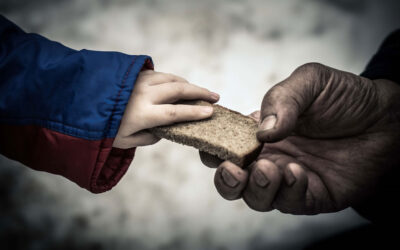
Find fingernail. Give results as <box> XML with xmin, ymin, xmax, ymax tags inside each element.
<box><xmin>260</xmin><ymin>115</ymin><xmax>276</xmax><ymax>131</ymax></box>
<box><xmin>210</xmin><ymin>92</ymin><xmax>220</xmax><ymax>101</ymax></box>
<box><xmin>254</xmin><ymin>169</ymin><xmax>270</xmax><ymax>187</ymax></box>
<box><xmin>285</xmin><ymin>164</ymin><xmax>297</xmax><ymax>186</ymax></box>
<box><xmin>221</xmin><ymin>168</ymin><xmax>239</xmax><ymax>188</ymax></box>
<box><xmin>201</xmin><ymin>106</ymin><xmax>213</xmax><ymax>115</ymax></box>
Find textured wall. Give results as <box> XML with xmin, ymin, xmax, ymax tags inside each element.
<box><xmin>1</xmin><ymin>0</ymin><xmax>399</xmax><ymax>249</ymax></box>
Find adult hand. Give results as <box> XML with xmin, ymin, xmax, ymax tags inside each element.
<box><xmin>205</xmin><ymin>63</ymin><xmax>400</xmax><ymax>215</ymax></box>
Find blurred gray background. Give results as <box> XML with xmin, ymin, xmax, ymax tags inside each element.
<box><xmin>1</xmin><ymin>0</ymin><xmax>400</xmax><ymax>249</ymax></box>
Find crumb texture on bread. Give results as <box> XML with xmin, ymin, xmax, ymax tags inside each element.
<box><xmin>150</xmin><ymin>101</ymin><xmax>261</xmax><ymax>167</ymax></box>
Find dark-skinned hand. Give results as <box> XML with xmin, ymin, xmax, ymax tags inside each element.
<box><xmin>201</xmin><ymin>63</ymin><xmax>400</xmax><ymax>215</ymax></box>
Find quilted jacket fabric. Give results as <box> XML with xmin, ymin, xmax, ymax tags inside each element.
<box><xmin>0</xmin><ymin>15</ymin><xmax>153</xmax><ymax>193</ymax></box>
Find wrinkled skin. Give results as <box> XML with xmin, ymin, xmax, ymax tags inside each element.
<box><xmin>201</xmin><ymin>63</ymin><xmax>400</xmax><ymax>215</ymax></box>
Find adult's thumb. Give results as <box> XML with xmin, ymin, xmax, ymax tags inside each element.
<box><xmin>257</xmin><ymin>63</ymin><xmax>327</xmax><ymax>142</ymax></box>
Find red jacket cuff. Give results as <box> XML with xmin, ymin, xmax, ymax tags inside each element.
<box><xmin>90</xmin><ymin>142</ymin><xmax>136</xmax><ymax>193</ymax></box>
<box><xmin>0</xmin><ymin>124</ymin><xmax>135</xmax><ymax>193</ymax></box>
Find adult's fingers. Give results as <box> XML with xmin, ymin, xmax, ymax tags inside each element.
<box><xmin>150</xmin><ymin>104</ymin><xmax>214</xmax><ymax>127</ymax></box>
<box><xmin>242</xmin><ymin>159</ymin><xmax>282</xmax><ymax>212</ymax></box>
<box><xmin>214</xmin><ymin>161</ymin><xmax>248</xmax><ymax>200</ymax></box>
<box><xmin>272</xmin><ymin>162</ymin><xmax>309</xmax><ymax>215</ymax></box>
<box><xmin>258</xmin><ymin>152</ymin><xmax>311</xmax><ymax>214</ymax></box>
<box><xmin>151</xmin><ymin>81</ymin><xmax>219</xmax><ymax>104</ymax></box>
<box><xmin>199</xmin><ymin>151</ymin><xmax>224</xmax><ymax>168</ymax></box>
<box><xmin>248</xmin><ymin>110</ymin><xmax>261</xmax><ymax>122</ymax></box>
<box><xmin>257</xmin><ymin>63</ymin><xmax>329</xmax><ymax>142</ymax></box>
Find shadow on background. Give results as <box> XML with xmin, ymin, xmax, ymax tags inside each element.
<box><xmin>305</xmin><ymin>224</ymin><xmax>398</xmax><ymax>250</ymax></box>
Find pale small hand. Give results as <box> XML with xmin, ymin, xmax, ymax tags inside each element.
<box><xmin>113</xmin><ymin>70</ymin><xmax>219</xmax><ymax>149</ymax></box>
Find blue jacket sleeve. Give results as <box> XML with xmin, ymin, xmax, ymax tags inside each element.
<box><xmin>0</xmin><ymin>15</ymin><xmax>154</xmax><ymax>193</ymax></box>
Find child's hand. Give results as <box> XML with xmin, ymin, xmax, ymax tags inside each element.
<box><xmin>113</xmin><ymin>70</ymin><xmax>220</xmax><ymax>149</ymax></box>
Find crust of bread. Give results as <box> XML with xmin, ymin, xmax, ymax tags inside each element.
<box><xmin>149</xmin><ymin>101</ymin><xmax>262</xmax><ymax>167</ymax></box>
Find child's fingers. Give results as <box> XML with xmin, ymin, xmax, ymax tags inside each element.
<box><xmin>139</xmin><ymin>71</ymin><xmax>189</xmax><ymax>85</ymax></box>
<box><xmin>151</xmin><ymin>81</ymin><xmax>219</xmax><ymax>104</ymax></box>
<box><xmin>150</xmin><ymin>104</ymin><xmax>214</xmax><ymax>127</ymax></box>
<box><xmin>113</xmin><ymin>131</ymin><xmax>160</xmax><ymax>149</ymax></box>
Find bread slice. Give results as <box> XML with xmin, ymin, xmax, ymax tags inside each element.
<box><xmin>149</xmin><ymin>101</ymin><xmax>262</xmax><ymax>167</ymax></box>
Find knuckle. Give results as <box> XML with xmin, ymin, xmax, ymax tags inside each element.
<box><xmin>165</xmin><ymin>106</ymin><xmax>178</xmax><ymax>119</ymax></box>
<box><xmin>297</xmin><ymin>62</ymin><xmax>323</xmax><ymax>71</ymax></box>
<box><xmin>164</xmin><ymin>73</ymin><xmax>177</xmax><ymax>81</ymax></box>
<box><xmin>295</xmin><ymin>62</ymin><xmax>327</xmax><ymax>78</ymax></box>
<box><xmin>174</xmin><ymin>82</ymin><xmax>186</xmax><ymax>95</ymax></box>
<box><xmin>254</xmin><ymin>160</ymin><xmax>273</xmax><ymax>174</ymax></box>
<box><xmin>262</xmin><ymin>84</ymin><xmax>286</xmax><ymax>107</ymax></box>
<box><xmin>134</xmin><ymin>77</ymin><xmax>151</xmax><ymax>90</ymax></box>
